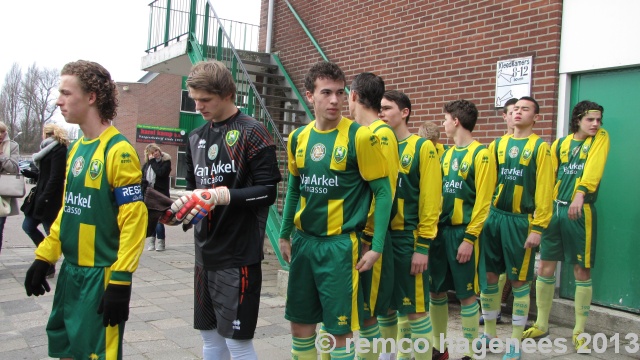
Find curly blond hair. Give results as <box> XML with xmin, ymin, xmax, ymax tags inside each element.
<box><xmin>43</xmin><ymin>123</ymin><xmax>70</xmax><ymax>146</ymax></box>
<box><xmin>418</xmin><ymin>121</ymin><xmax>441</xmax><ymax>143</ymax></box>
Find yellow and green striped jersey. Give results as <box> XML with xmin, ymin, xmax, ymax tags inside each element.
<box><xmin>363</xmin><ymin>119</ymin><xmax>398</xmax><ymax>238</ymax></box>
<box><xmin>35</xmin><ymin>126</ymin><xmax>147</xmax><ymax>285</ymax></box>
<box><xmin>551</xmin><ymin>128</ymin><xmax>610</xmax><ymax>203</ymax></box>
<box><xmin>490</xmin><ymin>133</ymin><xmax>553</xmax><ymax>233</ymax></box>
<box><xmin>435</xmin><ymin>142</ymin><xmax>448</xmax><ymax>159</ymax></box>
<box><xmin>391</xmin><ymin>135</ymin><xmax>442</xmax><ymax>251</ymax></box>
<box><xmin>287</xmin><ymin>117</ymin><xmax>389</xmax><ymax>238</ymax></box>
<box><xmin>440</xmin><ymin>141</ymin><xmax>496</xmax><ymax>243</ymax></box>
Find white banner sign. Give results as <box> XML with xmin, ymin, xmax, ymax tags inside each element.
<box><xmin>495</xmin><ymin>56</ymin><xmax>533</xmax><ymax>107</ymax></box>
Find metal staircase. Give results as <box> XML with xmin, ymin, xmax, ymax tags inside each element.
<box><xmin>143</xmin><ymin>0</ymin><xmax>311</xmax><ymax>270</ymax></box>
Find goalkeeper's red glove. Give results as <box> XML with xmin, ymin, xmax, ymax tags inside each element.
<box><xmin>160</xmin><ymin>187</ymin><xmax>230</xmax><ymax>225</ymax></box>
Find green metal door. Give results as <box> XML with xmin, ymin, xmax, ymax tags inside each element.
<box><xmin>560</xmin><ymin>67</ymin><xmax>640</xmax><ymax>313</ymax></box>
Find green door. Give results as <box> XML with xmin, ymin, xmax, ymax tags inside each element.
<box><xmin>560</xmin><ymin>67</ymin><xmax>640</xmax><ymax>313</ymax></box>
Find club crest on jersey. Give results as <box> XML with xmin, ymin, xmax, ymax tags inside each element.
<box><xmin>522</xmin><ymin>148</ymin><xmax>532</xmax><ymax>160</ymax></box>
<box><xmin>198</xmin><ymin>139</ymin><xmax>207</xmax><ymax>149</ymax></box>
<box><xmin>581</xmin><ymin>144</ymin><xmax>590</xmax><ymax>154</ymax></box>
<box><xmin>451</xmin><ymin>158</ymin><xmax>459</xmax><ymax>171</ymax></box>
<box><xmin>460</xmin><ymin>161</ymin><xmax>469</xmax><ymax>173</ymax></box>
<box><xmin>333</xmin><ymin>146</ymin><xmax>347</xmax><ymax>163</ymax></box>
<box><xmin>88</xmin><ymin>159</ymin><xmax>104</xmax><ymax>180</ymax></box>
<box><xmin>310</xmin><ymin>143</ymin><xmax>326</xmax><ymax>162</ymax></box>
<box><xmin>208</xmin><ymin>144</ymin><xmax>219</xmax><ymax>160</ymax></box>
<box><xmin>226</xmin><ymin>130</ymin><xmax>240</xmax><ymax>146</ymax></box>
<box><xmin>401</xmin><ymin>154</ymin><xmax>413</xmax><ymax>169</ymax></box>
<box><xmin>509</xmin><ymin>146</ymin><xmax>519</xmax><ymax>158</ymax></box>
<box><xmin>72</xmin><ymin>156</ymin><xmax>85</xmax><ymax>177</ymax></box>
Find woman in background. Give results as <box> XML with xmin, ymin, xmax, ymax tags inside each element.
<box><xmin>0</xmin><ymin>121</ymin><xmax>21</xmax><ymax>254</ymax></box>
<box><xmin>142</xmin><ymin>143</ymin><xmax>171</xmax><ymax>251</ymax></box>
<box><xmin>21</xmin><ymin>124</ymin><xmax>69</xmax><ymax>277</ymax></box>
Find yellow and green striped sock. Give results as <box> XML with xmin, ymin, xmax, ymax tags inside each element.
<box><xmin>410</xmin><ymin>315</ymin><xmax>433</xmax><ymax>360</ymax></box>
<box><xmin>357</xmin><ymin>323</ymin><xmax>381</xmax><ymax>360</ymax></box>
<box><xmin>534</xmin><ymin>275</ymin><xmax>555</xmax><ymax>332</ymax></box>
<box><xmin>332</xmin><ymin>346</ymin><xmax>356</xmax><ymax>360</ymax></box>
<box><xmin>574</xmin><ymin>279</ymin><xmax>592</xmax><ymax>335</ymax></box>
<box><xmin>511</xmin><ymin>283</ymin><xmax>531</xmax><ymax>340</ymax></box>
<box><xmin>292</xmin><ymin>334</ymin><xmax>317</xmax><ymax>360</ymax></box>
<box><xmin>461</xmin><ymin>302</ymin><xmax>480</xmax><ymax>358</ymax></box>
<box><xmin>480</xmin><ymin>283</ymin><xmax>500</xmax><ymax>337</ymax></box>
<box><xmin>378</xmin><ymin>312</ymin><xmax>398</xmax><ymax>354</ymax></box>
<box><xmin>429</xmin><ymin>297</ymin><xmax>448</xmax><ymax>351</ymax></box>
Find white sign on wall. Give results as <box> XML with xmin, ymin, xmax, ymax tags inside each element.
<box><xmin>495</xmin><ymin>56</ymin><xmax>533</xmax><ymax>107</ymax></box>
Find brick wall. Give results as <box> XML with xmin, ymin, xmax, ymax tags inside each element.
<box><xmin>259</xmin><ymin>0</ymin><xmax>562</xmax><ymax>145</ymax></box>
<box><xmin>114</xmin><ymin>73</ymin><xmax>183</xmax><ymax>180</ymax></box>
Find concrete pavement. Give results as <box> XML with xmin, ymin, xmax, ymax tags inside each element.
<box><xmin>1</xmin><ymin>209</ymin><xmax>639</xmax><ymax>359</ymax></box>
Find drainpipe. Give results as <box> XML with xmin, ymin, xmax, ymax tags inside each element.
<box><xmin>265</xmin><ymin>0</ymin><xmax>274</xmax><ymax>53</ymax></box>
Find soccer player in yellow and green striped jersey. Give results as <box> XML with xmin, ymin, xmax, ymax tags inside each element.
<box><xmin>24</xmin><ymin>60</ymin><xmax>147</xmax><ymax>360</ymax></box>
<box><xmin>522</xmin><ymin>101</ymin><xmax>610</xmax><ymax>352</ymax></box>
<box><xmin>480</xmin><ymin>96</ymin><xmax>554</xmax><ymax>360</ymax></box>
<box><xmin>430</xmin><ymin>100</ymin><xmax>496</xmax><ymax>360</ymax></box>
<box><xmin>479</xmin><ymin>97</ymin><xmax>517</xmax><ymax>327</ymax></box>
<box><xmin>380</xmin><ymin>90</ymin><xmax>442</xmax><ymax>360</ymax></box>
<box><xmin>347</xmin><ymin>73</ymin><xmax>397</xmax><ymax>360</ymax></box>
<box><xmin>278</xmin><ymin>62</ymin><xmax>393</xmax><ymax>360</ymax></box>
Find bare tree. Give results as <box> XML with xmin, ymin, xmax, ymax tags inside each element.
<box><xmin>19</xmin><ymin>64</ymin><xmax>59</xmax><ymax>152</ymax></box>
<box><xmin>0</xmin><ymin>63</ymin><xmax>23</xmax><ymax>137</ymax></box>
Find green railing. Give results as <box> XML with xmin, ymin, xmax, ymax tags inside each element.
<box><xmin>146</xmin><ymin>0</ymin><xmax>260</xmax><ymax>54</ymax></box>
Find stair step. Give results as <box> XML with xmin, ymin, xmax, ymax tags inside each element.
<box><xmin>260</xmin><ymin>94</ymin><xmax>299</xmax><ymax>104</ymax></box>
<box><xmin>247</xmin><ymin>70</ymin><xmax>285</xmax><ymax>80</ymax></box>
<box><xmin>242</xmin><ymin>59</ymin><xmax>278</xmax><ymax>70</ymax></box>
<box><xmin>266</xmin><ymin>106</ymin><xmax>308</xmax><ymax>116</ymax></box>
<box><xmin>253</xmin><ymin>82</ymin><xmax>292</xmax><ymax>91</ymax></box>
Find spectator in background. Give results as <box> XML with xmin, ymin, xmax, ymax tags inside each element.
<box><xmin>418</xmin><ymin>121</ymin><xmax>448</xmax><ymax>158</ymax></box>
<box><xmin>0</xmin><ymin>121</ymin><xmax>20</xmax><ymax>254</ymax></box>
<box><xmin>142</xmin><ymin>143</ymin><xmax>171</xmax><ymax>251</ymax></box>
<box><xmin>21</xmin><ymin>123</ymin><xmax>69</xmax><ymax>277</ymax></box>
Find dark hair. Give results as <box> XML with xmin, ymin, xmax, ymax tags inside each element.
<box><xmin>518</xmin><ymin>96</ymin><xmax>540</xmax><ymax>114</ymax></box>
<box><xmin>383</xmin><ymin>90</ymin><xmax>412</xmax><ymax>123</ymax></box>
<box><xmin>502</xmin><ymin>98</ymin><xmax>518</xmax><ymax>113</ymax></box>
<box><xmin>350</xmin><ymin>72</ymin><xmax>385</xmax><ymax>112</ymax></box>
<box><xmin>570</xmin><ymin>100</ymin><xmax>604</xmax><ymax>133</ymax></box>
<box><xmin>61</xmin><ymin>60</ymin><xmax>118</xmax><ymax>122</ymax></box>
<box><xmin>186</xmin><ymin>60</ymin><xmax>236</xmax><ymax>101</ymax></box>
<box><xmin>443</xmin><ymin>99</ymin><xmax>478</xmax><ymax>132</ymax></box>
<box><xmin>304</xmin><ymin>61</ymin><xmax>346</xmax><ymax>92</ymax></box>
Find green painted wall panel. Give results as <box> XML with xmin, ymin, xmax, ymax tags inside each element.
<box><xmin>561</xmin><ymin>67</ymin><xmax>640</xmax><ymax>313</ymax></box>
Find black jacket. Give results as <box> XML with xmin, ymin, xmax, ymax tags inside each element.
<box><xmin>27</xmin><ymin>143</ymin><xmax>67</xmax><ymax>222</ymax></box>
<box><xmin>142</xmin><ymin>152</ymin><xmax>171</xmax><ymax>197</ymax></box>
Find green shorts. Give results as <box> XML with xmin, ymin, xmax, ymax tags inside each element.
<box><xmin>429</xmin><ymin>225</ymin><xmax>480</xmax><ymax>300</ymax></box>
<box><xmin>390</xmin><ymin>230</ymin><xmax>429</xmax><ymax>314</ymax></box>
<box><xmin>541</xmin><ymin>201</ymin><xmax>597</xmax><ymax>268</ymax></box>
<box><xmin>47</xmin><ymin>260</ymin><xmax>125</xmax><ymax>360</ymax></box>
<box><xmin>482</xmin><ymin>207</ymin><xmax>536</xmax><ymax>282</ymax></box>
<box><xmin>360</xmin><ymin>230</ymin><xmax>394</xmax><ymax>318</ymax></box>
<box><xmin>285</xmin><ymin>231</ymin><xmax>363</xmax><ymax>335</ymax></box>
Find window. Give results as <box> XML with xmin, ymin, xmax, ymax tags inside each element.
<box><xmin>181</xmin><ymin>90</ymin><xmax>196</xmax><ymax>113</ymax></box>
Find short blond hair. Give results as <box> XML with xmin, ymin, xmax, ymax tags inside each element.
<box><xmin>145</xmin><ymin>143</ymin><xmax>162</xmax><ymax>156</ymax></box>
<box><xmin>418</xmin><ymin>121</ymin><xmax>441</xmax><ymax>143</ymax></box>
<box><xmin>0</xmin><ymin>121</ymin><xmax>7</xmax><ymax>133</ymax></box>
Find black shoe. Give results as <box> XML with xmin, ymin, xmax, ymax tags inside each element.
<box><xmin>46</xmin><ymin>265</ymin><xmax>55</xmax><ymax>279</ymax></box>
<box><xmin>433</xmin><ymin>347</ymin><xmax>450</xmax><ymax>360</ymax></box>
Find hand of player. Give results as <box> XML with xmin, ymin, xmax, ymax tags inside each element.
<box><xmin>160</xmin><ymin>187</ymin><xmax>230</xmax><ymax>225</ymax></box>
<box><xmin>411</xmin><ymin>252</ymin><xmax>429</xmax><ymax>276</ymax></box>
<box><xmin>360</xmin><ymin>242</ymin><xmax>371</xmax><ymax>258</ymax></box>
<box><xmin>24</xmin><ymin>259</ymin><xmax>51</xmax><ymax>296</ymax></box>
<box><xmin>456</xmin><ymin>241</ymin><xmax>473</xmax><ymax>263</ymax></box>
<box><xmin>97</xmin><ymin>284</ymin><xmax>132</xmax><ymax>327</ymax></box>
<box><xmin>524</xmin><ymin>232</ymin><xmax>541</xmax><ymax>248</ymax></box>
<box><xmin>279</xmin><ymin>238</ymin><xmax>291</xmax><ymax>263</ymax></box>
<box><xmin>356</xmin><ymin>250</ymin><xmax>381</xmax><ymax>272</ymax></box>
<box><xmin>568</xmin><ymin>192</ymin><xmax>584</xmax><ymax>220</ymax></box>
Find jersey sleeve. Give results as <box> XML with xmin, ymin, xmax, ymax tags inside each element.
<box><xmin>106</xmin><ymin>141</ymin><xmax>148</xmax><ymax>285</ymax></box>
<box><xmin>415</xmin><ymin>140</ymin><xmax>442</xmax><ymax>254</ymax></box>
<box><xmin>550</xmin><ymin>138</ymin><xmax>560</xmax><ymax>178</ymax></box>
<box><xmin>464</xmin><ymin>148</ymin><xmax>496</xmax><ymax>243</ymax></box>
<box><xmin>576</xmin><ymin>129</ymin><xmax>610</xmax><ymax>196</ymax></box>
<box><xmin>531</xmin><ymin>141</ymin><xmax>554</xmax><ymax>233</ymax></box>
<box><xmin>355</xmin><ymin>127</ymin><xmax>389</xmax><ymax>181</ymax></box>
<box><xmin>246</xmin><ymin>121</ymin><xmax>276</xmax><ymax>160</ymax></box>
<box><xmin>363</xmin><ymin>126</ymin><xmax>398</xmax><ymax>238</ymax></box>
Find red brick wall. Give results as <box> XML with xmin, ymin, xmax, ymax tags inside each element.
<box><xmin>114</xmin><ymin>73</ymin><xmax>183</xmax><ymax>181</ymax></box>
<box><xmin>260</xmin><ymin>0</ymin><xmax>562</xmax><ymax>145</ymax></box>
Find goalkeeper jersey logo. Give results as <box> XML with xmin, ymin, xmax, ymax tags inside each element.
<box><xmin>226</xmin><ymin>130</ymin><xmax>240</xmax><ymax>146</ymax></box>
<box><xmin>208</xmin><ymin>144</ymin><xmax>219</xmax><ymax>160</ymax></box>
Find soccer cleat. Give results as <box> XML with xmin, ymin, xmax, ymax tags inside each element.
<box><xmin>573</xmin><ymin>333</ymin><xmax>590</xmax><ymax>353</ymax></box>
<box><xmin>479</xmin><ymin>312</ymin><xmax>502</xmax><ymax>325</ymax></box>
<box><xmin>502</xmin><ymin>344</ymin><xmax>521</xmax><ymax>360</ymax></box>
<box><xmin>155</xmin><ymin>238</ymin><xmax>165</xmax><ymax>251</ymax></box>
<box><xmin>146</xmin><ymin>236</ymin><xmax>156</xmax><ymax>251</ymax></box>
<box><xmin>458</xmin><ymin>357</ymin><xmax>472</xmax><ymax>360</ymax></box>
<box><xmin>474</xmin><ymin>333</ymin><xmax>495</xmax><ymax>352</ymax></box>
<box><xmin>521</xmin><ymin>324</ymin><xmax>549</xmax><ymax>339</ymax></box>
<box><xmin>433</xmin><ymin>347</ymin><xmax>449</xmax><ymax>360</ymax></box>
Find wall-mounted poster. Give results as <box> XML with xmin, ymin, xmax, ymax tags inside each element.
<box><xmin>495</xmin><ymin>56</ymin><xmax>533</xmax><ymax>107</ymax></box>
<box><xmin>136</xmin><ymin>125</ymin><xmax>187</xmax><ymax>146</ymax></box>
